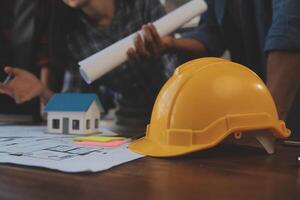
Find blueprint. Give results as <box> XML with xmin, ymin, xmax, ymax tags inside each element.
<box><xmin>0</xmin><ymin>126</ymin><xmax>144</xmax><ymax>173</ymax></box>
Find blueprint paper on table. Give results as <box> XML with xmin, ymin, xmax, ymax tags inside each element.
<box><xmin>0</xmin><ymin>126</ymin><xmax>144</xmax><ymax>173</ymax></box>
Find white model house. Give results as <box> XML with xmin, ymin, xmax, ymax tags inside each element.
<box><xmin>44</xmin><ymin>93</ymin><xmax>103</xmax><ymax>135</ymax></box>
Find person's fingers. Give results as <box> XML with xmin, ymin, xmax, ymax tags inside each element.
<box><xmin>147</xmin><ymin>23</ymin><xmax>163</xmax><ymax>57</ymax></box>
<box><xmin>17</xmin><ymin>95</ymin><xmax>29</xmax><ymax>104</ymax></box>
<box><xmin>3</xmin><ymin>66</ymin><xmax>14</xmax><ymax>75</ymax></box>
<box><xmin>134</xmin><ymin>33</ymin><xmax>150</xmax><ymax>59</ymax></box>
<box><xmin>13</xmin><ymin>91</ymin><xmax>27</xmax><ymax>104</ymax></box>
<box><xmin>0</xmin><ymin>85</ymin><xmax>13</xmax><ymax>97</ymax></box>
<box><xmin>0</xmin><ymin>87</ymin><xmax>8</xmax><ymax>95</ymax></box>
<box><xmin>143</xmin><ymin>25</ymin><xmax>156</xmax><ymax>56</ymax></box>
<box><xmin>127</xmin><ymin>47</ymin><xmax>140</xmax><ymax>62</ymax></box>
<box><xmin>4</xmin><ymin>66</ymin><xmax>21</xmax><ymax>76</ymax></box>
<box><xmin>148</xmin><ymin>23</ymin><xmax>161</xmax><ymax>46</ymax></box>
<box><xmin>15</xmin><ymin>95</ymin><xmax>24</xmax><ymax>104</ymax></box>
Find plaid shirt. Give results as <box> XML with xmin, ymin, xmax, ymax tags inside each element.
<box><xmin>64</xmin><ymin>0</ymin><xmax>177</xmax><ymax>125</ymax></box>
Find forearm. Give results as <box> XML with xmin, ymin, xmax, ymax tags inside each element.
<box><xmin>164</xmin><ymin>37</ymin><xmax>207</xmax><ymax>58</ymax></box>
<box><xmin>40</xmin><ymin>66</ymin><xmax>54</xmax><ymax>105</ymax></box>
<box><xmin>40</xmin><ymin>86</ymin><xmax>54</xmax><ymax>105</ymax></box>
<box><xmin>267</xmin><ymin>51</ymin><xmax>300</xmax><ymax>120</ymax></box>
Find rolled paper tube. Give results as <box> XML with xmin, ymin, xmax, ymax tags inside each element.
<box><xmin>79</xmin><ymin>0</ymin><xmax>207</xmax><ymax>84</ymax></box>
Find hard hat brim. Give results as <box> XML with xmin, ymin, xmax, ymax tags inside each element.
<box><xmin>129</xmin><ymin>117</ymin><xmax>291</xmax><ymax>157</ymax></box>
<box><xmin>129</xmin><ymin>137</ymin><xmax>211</xmax><ymax>157</ymax></box>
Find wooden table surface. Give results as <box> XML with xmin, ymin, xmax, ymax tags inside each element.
<box><xmin>0</xmin><ymin>142</ymin><xmax>299</xmax><ymax>200</ymax></box>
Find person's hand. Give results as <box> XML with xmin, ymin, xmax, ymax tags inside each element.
<box><xmin>127</xmin><ymin>23</ymin><xmax>175</xmax><ymax>62</ymax></box>
<box><xmin>0</xmin><ymin>66</ymin><xmax>44</xmax><ymax>104</ymax></box>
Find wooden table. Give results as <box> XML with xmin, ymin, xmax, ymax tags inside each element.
<box><xmin>0</xmin><ymin>142</ymin><xmax>299</xmax><ymax>200</ymax></box>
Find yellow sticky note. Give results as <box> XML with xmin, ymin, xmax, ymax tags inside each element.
<box><xmin>73</xmin><ymin>136</ymin><xmax>125</xmax><ymax>142</ymax></box>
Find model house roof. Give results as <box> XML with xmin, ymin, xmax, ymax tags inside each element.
<box><xmin>44</xmin><ymin>93</ymin><xmax>103</xmax><ymax>112</ymax></box>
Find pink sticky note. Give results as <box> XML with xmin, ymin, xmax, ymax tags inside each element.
<box><xmin>76</xmin><ymin>140</ymin><xmax>127</xmax><ymax>147</ymax></box>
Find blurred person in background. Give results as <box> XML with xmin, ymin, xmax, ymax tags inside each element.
<box><xmin>0</xmin><ymin>0</ymin><xmax>177</xmax><ymax>134</ymax></box>
<box><xmin>164</xmin><ymin>0</ymin><xmax>300</xmax><ymax>136</ymax></box>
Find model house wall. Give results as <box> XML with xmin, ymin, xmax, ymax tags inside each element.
<box><xmin>83</xmin><ymin>101</ymin><xmax>101</xmax><ymax>134</ymax></box>
<box><xmin>47</xmin><ymin>112</ymin><xmax>85</xmax><ymax>135</ymax></box>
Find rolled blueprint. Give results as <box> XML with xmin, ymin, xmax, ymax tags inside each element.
<box><xmin>79</xmin><ymin>0</ymin><xmax>207</xmax><ymax>84</ymax></box>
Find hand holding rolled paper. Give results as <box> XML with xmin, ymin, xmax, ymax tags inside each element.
<box><xmin>79</xmin><ymin>0</ymin><xmax>207</xmax><ymax>84</ymax></box>
<box><xmin>127</xmin><ymin>23</ymin><xmax>174</xmax><ymax>62</ymax></box>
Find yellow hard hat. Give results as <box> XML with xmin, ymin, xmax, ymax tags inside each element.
<box><xmin>129</xmin><ymin>58</ymin><xmax>291</xmax><ymax>157</ymax></box>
